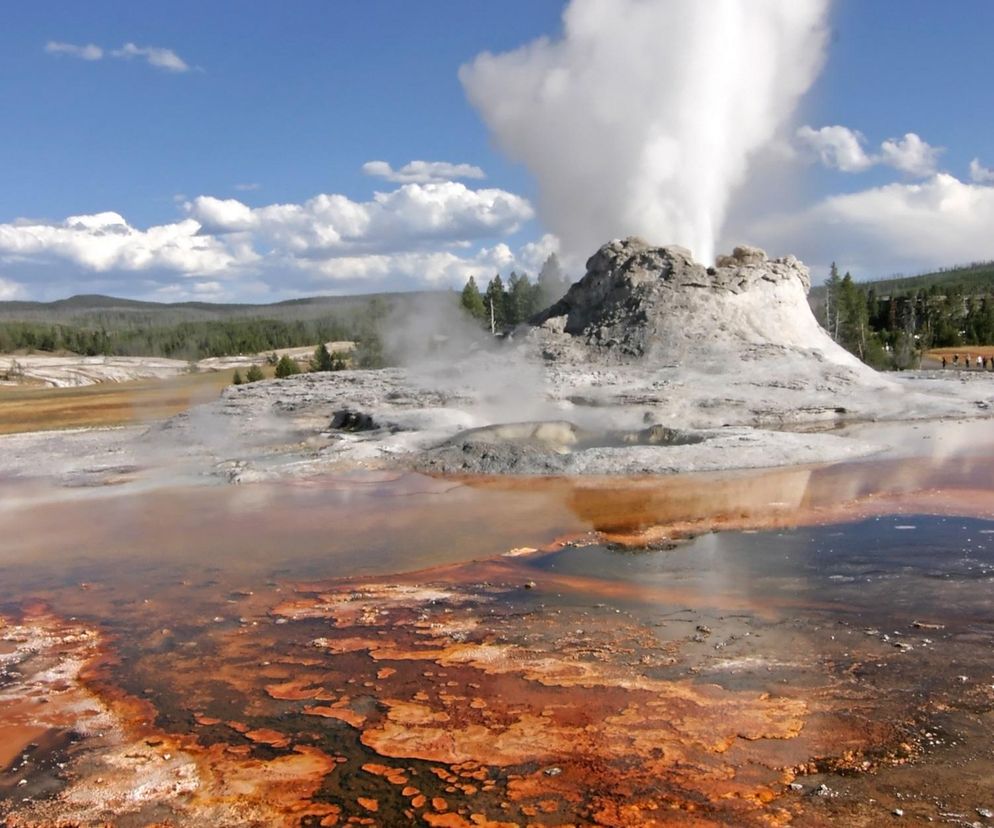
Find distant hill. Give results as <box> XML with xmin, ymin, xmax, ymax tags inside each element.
<box><xmin>0</xmin><ymin>290</ymin><xmax>448</xmax><ymax>327</ymax></box>
<box><xmin>810</xmin><ymin>261</ymin><xmax>994</xmax><ymax>301</ymax></box>
<box><xmin>0</xmin><ymin>290</ymin><xmax>455</xmax><ymax>362</ymax></box>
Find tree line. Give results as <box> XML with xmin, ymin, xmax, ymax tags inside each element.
<box><xmin>233</xmin><ymin>343</ymin><xmax>350</xmax><ymax>385</ymax></box>
<box><xmin>0</xmin><ymin>312</ymin><xmax>385</xmax><ymax>366</ymax></box>
<box><xmin>459</xmin><ymin>253</ymin><xmax>570</xmax><ymax>331</ymax></box>
<box><xmin>822</xmin><ymin>263</ymin><xmax>994</xmax><ymax>368</ymax></box>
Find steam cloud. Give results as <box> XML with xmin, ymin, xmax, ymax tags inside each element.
<box><xmin>460</xmin><ymin>0</ymin><xmax>830</xmax><ymax>264</ymax></box>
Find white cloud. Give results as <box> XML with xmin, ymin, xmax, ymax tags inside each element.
<box><xmin>0</xmin><ymin>277</ymin><xmax>24</xmax><ymax>300</ymax></box>
<box><xmin>969</xmin><ymin>158</ymin><xmax>994</xmax><ymax>185</ymax></box>
<box><xmin>748</xmin><ymin>173</ymin><xmax>994</xmax><ymax>277</ymax></box>
<box><xmin>0</xmin><ymin>211</ymin><xmax>243</xmax><ymax>275</ymax></box>
<box><xmin>187</xmin><ymin>198</ymin><xmax>258</xmax><ymax>234</ymax></box>
<box><xmin>45</xmin><ymin>41</ymin><xmax>103</xmax><ymax>61</ymax></box>
<box><xmin>516</xmin><ymin>233</ymin><xmax>563</xmax><ymax>274</ymax></box>
<box><xmin>185</xmin><ymin>182</ymin><xmax>532</xmax><ymax>254</ymax></box>
<box><xmin>879</xmin><ymin>133</ymin><xmax>942</xmax><ymax>177</ymax></box>
<box><xmin>44</xmin><ymin>40</ymin><xmax>190</xmax><ymax>72</ymax></box>
<box><xmin>362</xmin><ymin>160</ymin><xmax>487</xmax><ymax>184</ymax></box>
<box><xmin>797</xmin><ymin>125</ymin><xmax>941</xmax><ymax>178</ymax></box>
<box><xmin>305</xmin><ymin>246</ymin><xmax>515</xmax><ymax>288</ymax></box>
<box><xmin>0</xmin><ymin>181</ymin><xmax>538</xmax><ymax>300</ymax></box>
<box><xmin>233</xmin><ymin>182</ymin><xmax>260</xmax><ymax>191</ymax></box>
<box><xmin>111</xmin><ymin>42</ymin><xmax>189</xmax><ymax>72</ymax></box>
<box><xmin>795</xmin><ymin>125</ymin><xmax>873</xmax><ymax>172</ymax></box>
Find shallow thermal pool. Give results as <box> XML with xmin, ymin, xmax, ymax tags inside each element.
<box><xmin>3</xmin><ymin>421</ymin><xmax>994</xmax><ymax>825</ymax></box>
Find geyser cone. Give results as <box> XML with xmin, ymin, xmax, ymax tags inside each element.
<box><xmin>532</xmin><ymin>236</ymin><xmax>877</xmax><ymax>380</ymax></box>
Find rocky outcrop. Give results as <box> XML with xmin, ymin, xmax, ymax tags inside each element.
<box><xmin>531</xmin><ymin>237</ymin><xmax>868</xmax><ymax>376</ymax></box>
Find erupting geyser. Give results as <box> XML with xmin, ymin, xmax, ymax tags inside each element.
<box><xmin>461</xmin><ymin>0</ymin><xmax>831</xmax><ymax>263</ymax></box>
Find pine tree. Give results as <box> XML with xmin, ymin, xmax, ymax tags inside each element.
<box><xmin>509</xmin><ymin>272</ymin><xmax>539</xmax><ymax>324</ymax></box>
<box><xmin>484</xmin><ymin>274</ymin><xmax>507</xmax><ymax>333</ymax></box>
<box><xmin>275</xmin><ymin>354</ymin><xmax>301</xmax><ymax>378</ymax></box>
<box><xmin>310</xmin><ymin>342</ymin><xmax>335</xmax><ymax>372</ymax></box>
<box><xmin>460</xmin><ymin>276</ymin><xmax>486</xmax><ymax>319</ymax></box>
<box><xmin>824</xmin><ymin>262</ymin><xmax>842</xmax><ymax>340</ymax></box>
<box><xmin>232</xmin><ymin>369</ymin><xmax>244</xmax><ymax>385</ymax></box>
<box><xmin>538</xmin><ymin>253</ymin><xmax>568</xmax><ymax>306</ymax></box>
<box><xmin>245</xmin><ymin>364</ymin><xmax>264</xmax><ymax>382</ymax></box>
<box><xmin>838</xmin><ymin>272</ymin><xmax>870</xmax><ymax>359</ymax></box>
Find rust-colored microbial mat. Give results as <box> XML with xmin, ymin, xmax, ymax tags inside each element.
<box><xmin>5</xmin><ymin>422</ymin><xmax>994</xmax><ymax>824</ymax></box>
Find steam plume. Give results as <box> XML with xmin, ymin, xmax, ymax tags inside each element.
<box><xmin>460</xmin><ymin>0</ymin><xmax>830</xmax><ymax>264</ymax></box>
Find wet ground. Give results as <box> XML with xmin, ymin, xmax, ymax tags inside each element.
<box><xmin>4</xmin><ymin>420</ymin><xmax>994</xmax><ymax>825</ymax></box>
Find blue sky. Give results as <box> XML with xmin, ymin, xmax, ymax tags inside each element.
<box><xmin>803</xmin><ymin>0</ymin><xmax>994</xmax><ymax>191</ymax></box>
<box><xmin>1</xmin><ymin>1</ymin><xmax>993</xmax><ymax>301</ymax></box>
<box><xmin>0</xmin><ymin>2</ymin><xmax>561</xmax><ymax>225</ymax></box>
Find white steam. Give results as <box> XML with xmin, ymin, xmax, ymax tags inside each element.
<box><xmin>460</xmin><ymin>0</ymin><xmax>830</xmax><ymax>264</ymax></box>
<box><xmin>380</xmin><ymin>295</ymin><xmax>559</xmax><ymax>427</ymax></box>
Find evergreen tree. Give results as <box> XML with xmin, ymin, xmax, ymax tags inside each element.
<box><xmin>538</xmin><ymin>253</ymin><xmax>568</xmax><ymax>306</ymax></box>
<box><xmin>838</xmin><ymin>272</ymin><xmax>870</xmax><ymax>359</ymax></box>
<box><xmin>232</xmin><ymin>369</ymin><xmax>244</xmax><ymax>385</ymax></box>
<box><xmin>310</xmin><ymin>342</ymin><xmax>335</xmax><ymax>372</ymax></box>
<box><xmin>245</xmin><ymin>364</ymin><xmax>264</xmax><ymax>382</ymax></box>
<box><xmin>354</xmin><ymin>331</ymin><xmax>384</xmax><ymax>368</ymax></box>
<box><xmin>824</xmin><ymin>262</ymin><xmax>842</xmax><ymax>340</ymax></box>
<box><xmin>460</xmin><ymin>276</ymin><xmax>486</xmax><ymax>320</ymax></box>
<box><xmin>509</xmin><ymin>272</ymin><xmax>541</xmax><ymax>324</ymax></box>
<box><xmin>275</xmin><ymin>354</ymin><xmax>301</xmax><ymax>378</ymax></box>
<box><xmin>484</xmin><ymin>274</ymin><xmax>507</xmax><ymax>332</ymax></box>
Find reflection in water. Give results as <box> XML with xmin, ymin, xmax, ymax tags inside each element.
<box><xmin>3</xmin><ymin>423</ymin><xmax>994</xmax><ymax>824</ymax></box>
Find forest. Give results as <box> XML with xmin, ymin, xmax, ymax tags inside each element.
<box><xmin>0</xmin><ymin>294</ymin><xmax>403</xmax><ymax>366</ymax></box>
<box><xmin>458</xmin><ymin>253</ymin><xmax>570</xmax><ymax>329</ymax></box>
<box><xmin>818</xmin><ymin>262</ymin><xmax>994</xmax><ymax>368</ymax></box>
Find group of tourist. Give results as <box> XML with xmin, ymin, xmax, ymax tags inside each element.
<box><xmin>941</xmin><ymin>354</ymin><xmax>994</xmax><ymax>370</ymax></box>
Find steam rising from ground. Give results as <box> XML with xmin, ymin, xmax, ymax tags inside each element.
<box><xmin>461</xmin><ymin>0</ymin><xmax>830</xmax><ymax>264</ymax></box>
<box><xmin>381</xmin><ymin>295</ymin><xmax>559</xmax><ymax>426</ymax></box>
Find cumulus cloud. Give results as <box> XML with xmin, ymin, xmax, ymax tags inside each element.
<box><xmin>797</xmin><ymin>125</ymin><xmax>942</xmax><ymax>177</ymax></box>
<box><xmin>0</xmin><ymin>182</ymin><xmax>541</xmax><ymax>300</ymax></box>
<box><xmin>516</xmin><ymin>233</ymin><xmax>562</xmax><ymax>275</ymax></box>
<box><xmin>795</xmin><ymin>125</ymin><xmax>873</xmax><ymax>172</ymax></box>
<box><xmin>969</xmin><ymin>158</ymin><xmax>994</xmax><ymax>185</ymax></box>
<box><xmin>748</xmin><ymin>173</ymin><xmax>994</xmax><ymax>277</ymax></box>
<box><xmin>879</xmin><ymin>133</ymin><xmax>942</xmax><ymax>177</ymax></box>
<box><xmin>305</xmin><ymin>246</ymin><xmax>517</xmax><ymax>288</ymax></box>
<box><xmin>186</xmin><ymin>182</ymin><xmax>532</xmax><ymax>253</ymax></box>
<box><xmin>44</xmin><ymin>40</ymin><xmax>190</xmax><ymax>72</ymax></box>
<box><xmin>363</xmin><ymin>160</ymin><xmax>486</xmax><ymax>184</ymax></box>
<box><xmin>45</xmin><ymin>41</ymin><xmax>103</xmax><ymax>61</ymax></box>
<box><xmin>0</xmin><ymin>211</ymin><xmax>242</xmax><ymax>274</ymax></box>
<box><xmin>461</xmin><ymin>0</ymin><xmax>830</xmax><ymax>265</ymax></box>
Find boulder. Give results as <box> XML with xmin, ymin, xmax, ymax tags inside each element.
<box><xmin>330</xmin><ymin>408</ymin><xmax>377</xmax><ymax>432</ymax></box>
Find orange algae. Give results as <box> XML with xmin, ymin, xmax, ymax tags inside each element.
<box><xmin>6</xmin><ymin>448</ymin><xmax>994</xmax><ymax>824</ymax></box>
<box><xmin>0</xmin><ymin>607</ymin><xmax>342</xmax><ymax>827</ymax></box>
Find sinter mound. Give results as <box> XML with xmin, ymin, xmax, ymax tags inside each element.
<box><xmin>531</xmin><ymin>236</ymin><xmax>876</xmax><ymax>381</ymax></box>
